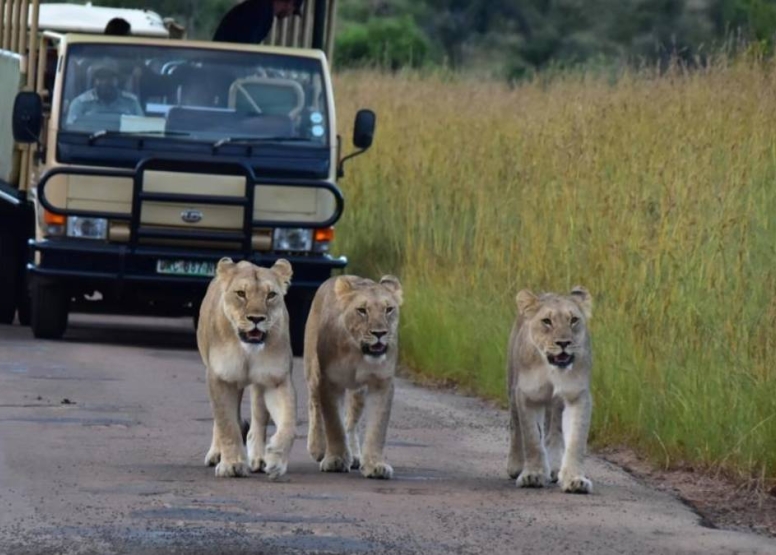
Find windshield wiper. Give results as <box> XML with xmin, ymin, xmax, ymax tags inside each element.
<box><xmin>212</xmin><ymin>136</ymin><xmax>311</xmax><ymax>152</ymax></box>
<box><xmin>87</xmin><ymin>129</ymin><xmax>191</xmax><ymax>145</ymax></box>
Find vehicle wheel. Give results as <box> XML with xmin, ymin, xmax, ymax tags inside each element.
<box><xmin>288</xmin><ymin>289</ymin><xmax>315</xmax><ymax>357</ymax></box>
<box><xmin>0</xmin><ymin>232</ymin><xmax>19</xmax><ymax>325</ymax></box>
<box><xmin>31</xmin><ymin>277</ymin><xmax>70</xmax><ymax>339</ymax></box>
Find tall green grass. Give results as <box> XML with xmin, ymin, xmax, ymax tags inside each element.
<box><xmin>331</xmin><ymin>56</ymin><xmax>776</xmax><ymax>487</ymax></box>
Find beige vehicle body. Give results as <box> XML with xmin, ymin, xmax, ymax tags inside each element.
<box><xmin>0</xmin><ymin>0</ymin><xmax>374</xmax><ymax>354</ymax></box>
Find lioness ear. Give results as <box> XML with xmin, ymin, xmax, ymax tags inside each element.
<box><xmin>570</xmin><ymin>286</ymin><xmax>592</xmax><ymax>319</ymax></box>
<box><xmin>515</xmin><ymin>289</ymin><xmax>539</xmax><ymax>317</ymax></box>
<box><xmin>216</xmin><ymin>257</ymin><xmax>236</xmax><ymax>279</ymax></box>
<box><xmin>379</xmin><ymin>275</ymin><xmax>403</xmax><ymax>306</ymax></box>
<box><xmin>334</xmin><ymin>276</ymin><xmax>354</xmax><ymax>300</ymax></box>
<box><xmin>271</xmin><ymin>259</ymin><xmax>293</xmax><ymax>294</ymax></box>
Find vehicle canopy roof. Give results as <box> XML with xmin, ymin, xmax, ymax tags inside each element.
<box><xmin>35</xmin><ymin>3</ymin><xmax>170</xmax><ymax>37</ymax></box>
<box><xmin>60</xmin><ymin>33</ymin><xmax>328</xmax><ymax>62</ymax></box>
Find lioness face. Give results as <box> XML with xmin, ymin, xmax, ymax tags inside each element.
<box><xmin>217</xmin><ymin>258</ymin><xmax>293</xmax><ymax>348</ymax></box>
<box><xmin>516</xmin><ymin>287</ymin><xmax>592</xmax><ymax>370</ymax></box>
<box><xmin>335</xmin><ymin>275</ymin><xmax>403</xmax><ymax>361</ymax></box>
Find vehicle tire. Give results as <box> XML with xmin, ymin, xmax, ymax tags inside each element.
<box><xmin>31</xmin><ymin>277</ymin><xmax>70</xmax><ymax>339</ymax></box>
<box><xmin>0</xmin><ymin>232</ymin><xmax>19</xmax><ymax>325</ymax></box>
<box><xmin>288</xmin><ymin>289</ymin><xmax>315</xmax><ymax>357</ymax></box>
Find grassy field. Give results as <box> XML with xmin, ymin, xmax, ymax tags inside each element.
<box><xmin>330</xmin><ymin>56</ymin><xmax>776</xmax><ymax>488</ymax></box>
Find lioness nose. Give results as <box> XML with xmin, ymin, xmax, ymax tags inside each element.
<box><xmin>556</xmin><ymin>340</ymin><xmax>571</xmax><ymax>350</ymax></box>
<box><xmin>372</xmin><ymin>331</ymin><xmax>387</xmax><ymax>339</ymax></box>
<box><xmin>248</xmin><ymin>315</ymin><xmax>266</xmax><ymax>325</ymax></box>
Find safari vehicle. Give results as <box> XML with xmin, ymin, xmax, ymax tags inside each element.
<box><xmin>0</xmin><ymin>0</ymin><xmax>375</xmax><ymax>354</ymax></box>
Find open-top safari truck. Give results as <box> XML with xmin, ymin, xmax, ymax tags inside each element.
<box><xmin>0</xmin><ymin>0</ymin><xmax>375</xmax><ymax>354</ymax></box>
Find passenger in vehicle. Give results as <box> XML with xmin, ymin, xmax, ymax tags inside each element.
<box><xmin>104</xmin><ymin>17</ymin><xmax>131</xmax><ymax>36</ymax></box>
<box><xmin>66</xmin><ymin>60</ymin><xmax>144</xmax><ymax>126</ymax></box>
<box><xmin>212</xmin><ymin>0</ymin><xmax>303</xmax><ymax>45</ymax></box>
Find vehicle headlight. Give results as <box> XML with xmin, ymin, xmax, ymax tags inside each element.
<box><xmin>273</xmin><ymin>228</ymin><xmax>312</xmax><ymax>252</ymax></box>
<box><xmin>67</xmin><ymin>217</ymin><xmax>108</xmax><ymax>240</ymax></box>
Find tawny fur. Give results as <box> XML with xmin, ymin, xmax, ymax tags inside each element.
<box><xmin>304</xmin><ymin>274</ymin><xmax>403</xmax><ymax>480</ymax></box>
<box><xmin>197</xmin><ymin>257</ymin><xmax>296</xmax><ymax>480</ymax></box>
<box><xmin>506</xmin><ymin>285</ymin><xmax>595</xmax><ymax>494</ymax></box>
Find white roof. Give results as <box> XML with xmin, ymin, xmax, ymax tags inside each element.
<box><xmin>35</xmin><ymin>3</ymin><xmax>170</xmax><ymax>37</ymax></box>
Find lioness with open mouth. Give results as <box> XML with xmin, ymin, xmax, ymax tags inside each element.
<box><xmin>304</xmin><ymin>274</ymin><xmax>403</xmax><ymax>479</ymax></box>
<box><xmin>507</xmin><ymin>286</ymin><xmax>594</xmax><ymax>494</ymax></box>
<box><xmin>197</xmin><ymin>258</ymin><xmax>296</xmax><ymax>480</ymax></box>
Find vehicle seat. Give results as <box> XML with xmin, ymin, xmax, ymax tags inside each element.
<box><xmin>172</xmin><ymin>65</ymin><xmax>234</xmax><ymax>108</ymax></box>
<box><xmin>228</xmin><ymin>77</ymin><xmax>304</xmax><ymax>118</ymax></box>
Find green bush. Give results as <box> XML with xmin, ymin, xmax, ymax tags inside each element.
<box><xmin>335</xmin><ymin>16</ymin><xmax>431</xmax><ymax>70</ymax></box>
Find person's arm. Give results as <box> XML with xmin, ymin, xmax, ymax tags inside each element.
<box><xmin>131</xmin><ymin>95</ymin><xmax>144</xmax><ymax>116</ymax></box>
<box><xmin>65</xmin><ymin>97</ymin><xmax>83</xmax><ymax>125</ymax></box>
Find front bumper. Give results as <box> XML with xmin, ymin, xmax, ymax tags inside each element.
<box><xmin>28</xmin><ymin>238</ymin><xmax>346</xmax><ymax>293</ymax></box>
<box><xmin>29</xmin><ymin>159</ymin><xmax>348</xmax><ymax>315</ymax></box>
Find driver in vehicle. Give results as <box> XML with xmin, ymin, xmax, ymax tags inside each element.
<box><xmin>66</xmin><ymin>59</ymin><xmax>144</xmax><ymax>125</ymax></box>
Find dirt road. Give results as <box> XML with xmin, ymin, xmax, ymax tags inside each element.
<box><xmin>0</xmin><ymin>315</ymin><xmax>773</xmax><ymax>555</ymax></box>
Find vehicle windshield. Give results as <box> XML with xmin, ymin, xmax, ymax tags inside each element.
<box><xmin>60</xmin><ymin>43</ymin><xmax>330</xmax><ymax>145</ymax></box>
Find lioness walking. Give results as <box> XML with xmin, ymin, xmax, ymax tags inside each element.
<box><xmin>507</xmin><ymin>286</ymin><xmax>594</xmax><ymax>493</ymax></box>
<box><xmin>304</xmin><ymin>274</ymin><xmax>403</xmax><ymax>479</ymax></box>
<box><xmin>197</xmin><ymin>258</ymin><xmax>296</xmax><ymax>480</ymax></box>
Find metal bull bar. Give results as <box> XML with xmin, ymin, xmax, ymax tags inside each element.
<box><xmin>36</xmin><ymin>157</ymin><xmax>345</xmax><ymax>259</ymax></box>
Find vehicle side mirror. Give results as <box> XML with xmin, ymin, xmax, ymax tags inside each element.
<box><xmin>13</xmin><ymin>91</ymin><xmax>43</xmax><ymax>144</ymax></box>
<box><xmin>353</xmin><ymin>109</ymin><xmax>376</xmax><ymax>150</ymax></box>
<box><xmin>337</xmin><ymin>108</ymin><xmax>377</xmax><ymax>179</ymax></box>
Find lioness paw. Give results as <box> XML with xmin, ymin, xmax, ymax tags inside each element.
<box><xmin>507</xmin><ymin>458</ymin><xmax>522</xmax><ymax>480</ymax></box>
<box><xmin>320</xmin><ymin>455</ymin><xmax>350</xmax><ymax>473</ymax></box>
<box><xmin>516</xmin><ymin>470</ymin><xmax>548</xmax><ymax>488</ymax></box>
<box><xmin>249</xmin><ymin>457</ymin><xmax>266</xmax><ymax>473</ymax></box>
<box><xmin>307</xmin><ymin>442</ymin><xmax>325</xmax><ymax>463</ymax></box>
<box><xmin>307</xmin><ymin>431</ymin><xmax>326</xmax><ymax>463</ymax></box>
<box><xmin>264</xmin><ymin>454</ymin><xmax>288</xmax><ymax>481</ymax></box>
<box><xmin>215</xmin><ymin>460</ymin><xmax>250</xmax><ymax>478</ymax></box>
<box><xmin>361</xmin><ymin>461</ymin><xmax>393</xmax><ymax>480</ymax></box>
<box><xmin>560</xmin><ymin>475</ymin><xmax>593</xmax><ymax>494</ymax></box>
<box><xmin>205</xmin><ymin>447</ymin><xmax>221</xmax><ymax>467</ymax></box>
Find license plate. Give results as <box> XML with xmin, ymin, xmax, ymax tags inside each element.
<box><xmin>156</xmin><ymin>259</ymin><xmax>216</xmax><ymax>277</ymax></box>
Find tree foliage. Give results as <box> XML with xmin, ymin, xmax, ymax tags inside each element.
<box><xmin>334</xmin><ymin>16</ymin><xmax>431</xmax><ymax>70</ymax></box>
<box><xmin>337</xmin><ymin>0</ymin><xmax>776</xmax><ymax>75</ymax></box>
<box><xmin>72</xmin><ymin>0</ymin><xmax>776</xmax><ymax>75</ymax></box>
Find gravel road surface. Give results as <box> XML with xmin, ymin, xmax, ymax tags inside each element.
<box><xmin>1</xmin><ymin>315</ymin><xmax>774</xmax><ymax>555</ymax></box>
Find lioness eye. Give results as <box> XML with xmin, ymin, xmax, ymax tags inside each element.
<box><xmin>386</xmin><ymin>306</ymin><xmax>395</xmax><ymax>315</ymax></box>
<box><xmin>542</xmin><ymin>318</ymin><xmax>552</xmax><ymax>326</ymax></box>
<box><xmin>570</xmin><ymin>316</ymin><xmax>580</xmax><ymax>325</ymax></box>
<box><xmin>267</xmin><ymin>291</ymin><xmax>277</xmax><ymax>300</ymax></box>
<box><xmin>357</xmin><ymin>307</ymin><xmax>367</xmax><ymax>316</ymax></box>
<box><xmin>236</xmin><ymin>291</ymin><xmax>246</xmax><ymax>299</ymax></box>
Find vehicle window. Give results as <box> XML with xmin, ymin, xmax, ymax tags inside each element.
<box><xmin>60</xmin><ymin>43</ymin><xmax>329</xmax><ymax>145</ymax></box>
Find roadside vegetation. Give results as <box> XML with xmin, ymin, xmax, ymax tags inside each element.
<box><xmin>97</xmin><ymin>0</ymin><xmax>776</xmax><ymax>494</ymax></box>
<box><xmin>332</xmin><ymin>51</ymin><xmax>776</xmax><ymax>490</ymax></box>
